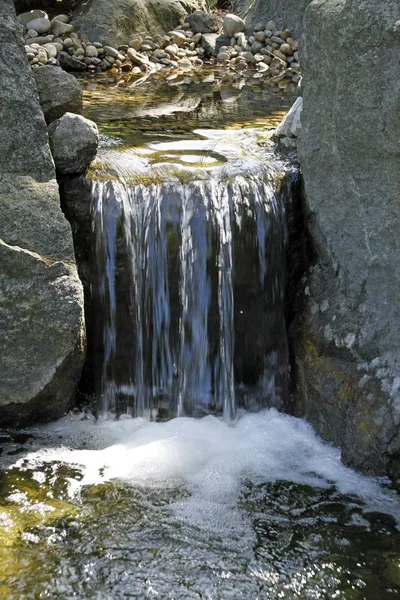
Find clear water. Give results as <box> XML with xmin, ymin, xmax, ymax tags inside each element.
<box><xmin>1</xmin><ymin>73</ymin><xmax>400</xmax><ymax>599</ymax></box>
<box><xmin>1</xmin><ymin>411</ymin><xmax>400</xmax><ymax>599</ymax></box>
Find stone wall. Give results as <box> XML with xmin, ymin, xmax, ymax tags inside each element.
<box><xmin>294</xmin><ymin>0</ymin><xmax>400</xmax><ymax>477</ymax></box>
<box><xmin>0</xmin><ymin>0</ymin><xmax>85</xmax><ymax>426</ymax></box>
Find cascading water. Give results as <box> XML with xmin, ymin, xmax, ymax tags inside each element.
<box><xmin>91</xmin><ymin>151</ymin><xmax>288</xmax><ymax>421</ymax></box>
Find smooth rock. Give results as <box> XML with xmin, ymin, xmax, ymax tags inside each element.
<box><xmin>25</xmin><ymin>35</ymin><xmax>54</xmax><ymax>44</ymax></box>
<box><xmin>43</xmin><ymin>43</ymin><xmax>57</xmax><ymax>58</ymax></box>
<box><xmin>51</xmin><ymin>14</ymin><xmax>70</xmax><ymax>24</ymax></box>
<box><xmin>48</xmin><ymin>113</ymin><xmax>99</xmax><ymax>174</ymax></box>
<box><xmin>17</xmin><ymin>9</ymin><xmax>47</xmax><ymax>26</ymax></box>
<box><xmin>26</xmin><ymin>17</ymin><xmax>51</xmax><ymax>34</ymax></box>
<box><xmin>51</xmin><ymin>20</ymin><xmax>73</xmax><ymax>37</ymax></box>
<box><xmin>223</xmin><ymin>14</ymin><xmax>245</xmax><ymax>37</ymax></box>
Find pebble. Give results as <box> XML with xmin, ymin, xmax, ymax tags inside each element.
<box><xmin>20</xmin><ymin>8</ymin><xmax>300</xmax><ymax>87</ymax></box>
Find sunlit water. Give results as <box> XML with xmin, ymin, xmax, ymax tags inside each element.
<box><xmin>1</xmin><ymin>74</ymin><xmax>400</xmax><ymax>599</ymax></box>
<box><xmin>1</xmin><ymin>411</ymin><xmax>400</xmax><ymax>599</ymax></box>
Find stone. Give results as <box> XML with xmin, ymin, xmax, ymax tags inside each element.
<box><xmin>104</xmin><ymin>45</ymin><xmax>120</xmax><ymax>57</ymax></box>
<box><xmin>58</xmin><ymin>50</ymin><xmax>87</xmax><ymax>71</ymax></box>
<box><xmin>280</xmin><ymin>42</ymin><xmax>294</xmax><ymax>56</ymax></box>
<box><xmin>71</xmin><ymin>0</ymin><xmax>207</xmax><ymax>47</ymax></box>
<box><xmin>254</xmin><ymin>31</ymin><xmax>266</xmax><ymax>42</ymax></box>
<box><xmin>33</xmin><ymin>65</ymin><xmax>83</xmax><ymax>124</ymax></box>
<box><xmin>169</xmin><ymin>30</ymin><xmax>186</xmax><ymax>46</ymax></box>
<box><xmin>48</xmin><ymin>112</ymin><xmax>99</xmax><ymax>174</ymax></box>
<box><xmin>200</xmin><ymin>32</ymin><xmax>218</xmax><ymax>58</ymax></box>
<box><xmin>223</xmin><ymin>14</ymin><xmax>245</xmax><ymax>37</ymax></box>
<box><xmin>294</xmin><ymin>0</ymin><xmax>400</xmax><ymax>479</ymax></box>
<box><xmin>86</xmin><ymin>45</ymin><xmax>98</xmax><ymax>57</ymax></box>
<box><xmin>251</xmin><ymin>41</ymin><xmax>264</xmax><ymax>54</ymax></box>
<box><xmin>51</xmin><ymin>20</ymin><xmax>73</xmax><ymax>37</ymax></box>
<box><xmin>26</xmin><ymin>28</ymin><xmax>38</xmax><ymax>37</ymax></box>
<box><xmin>129</xmin><ymin>37</ymin><xmax>142</xmax><ymax>51</ymax></box>
<box><xmin>0</xmin><ymin>1</ymin><xmax>85</xmax><ymax>426</ymax></box>
<box><xmin>43</xmin><ymin>43</ymin><xmax>57</xmax><ymax>58</ymax></box>
<box><xmin>186</xmin><ymin>10</ymin><xmax>218</xmax><ymax>34</ymax></box>
<box><xmin>26</xmin><ymin>17</ymin><xmax>51</xmax><ymax>34</ymax></box>
<box><xmin>273</xmin><ymin>97</ymin><xmax>302</xmax><ymax>139</ymax></box>
<box><xmin>51</xmin><ymin>14</ymin><xmax>69</xmax><ymax>24</ymax></box>
<box><xmin>25</xmin><ymin>35</ymin><xmax>54</xmax><ymax>44</ymax></box>
<box><xmin>233</xmin><ymin>0</ymin><xmax>309</xmax><ymax>37</ymax></box>
<box><xmin>17</xmin><ymin>9</ymin><xmax>47</xmax><ymax>26</ymax></box>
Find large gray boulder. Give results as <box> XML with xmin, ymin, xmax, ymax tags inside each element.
<box><xmin>33</xmin><ymin>65</ymin><xmax>83</xmax><ymax>124</ymax></box>
<box><xmin>233</xmin><ymin>0</ymin><xmax>310</xmax><ymax>37</ymax></box>
<box><xmin>0</xmin><ymin>1</ymin><xmax>85</xmax><ymax>426</ymax></box>
<box><xmin>71</xmin><ymin>0</ymin><xmax>207</xmax><ymax>47</ymax></box>
<box><xmin>48</xmin><ymin>113</ymin><xmax>99</xmax><ymax>174</ymax></box>
<box><xmin>293</xmin><ymin>0</ymin><xmax>400</xmax><ymax>478</ymax></box>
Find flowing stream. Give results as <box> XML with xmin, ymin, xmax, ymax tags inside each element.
<box><xmin>1</xmin><ymin>72</ymin><xmax>400</xmax><ymax>599</ymax></box>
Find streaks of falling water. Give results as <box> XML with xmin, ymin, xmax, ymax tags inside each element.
<box><xmin>91</xmin><ymin>174</ymin><xmax>287</xmax><ymax>421</ymax></box>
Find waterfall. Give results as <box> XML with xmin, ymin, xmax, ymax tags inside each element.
<box><xmin>91</xmin><ymin>171</ymin><xmax>288</xmax><ymax>422</ymax></box>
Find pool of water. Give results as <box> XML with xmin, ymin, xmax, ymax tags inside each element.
<box><xmin>1</xmin><ymin>72</ymin><xmax>400</xmax><ymax>599</ymax></box>
<box><xmin>1</xmin><ymin>411</ymin><xmax>400</xmax><ymax>599</ymax></box>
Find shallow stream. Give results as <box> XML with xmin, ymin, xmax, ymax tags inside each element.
<box><xmin>1</xmin><ymin>72</ymin><xmax>400</xmax><ymax>599</ymax></box>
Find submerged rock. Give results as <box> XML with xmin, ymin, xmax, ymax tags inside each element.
<box><xmin>48</xmin><ymin>112</ymin><xmax>99</xmax><ymax>174</ymax></box>
<box><xmin>0</xmin><ymin>1</ymin><xmax>85</xmax><ymax>426</ymax></box>
<box><xmin>293</xmin><ymin>0</ymin><xmax>400</xmax><ymax>478</ymax></box>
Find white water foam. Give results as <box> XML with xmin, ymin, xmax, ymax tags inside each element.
<box><xmin>11</xmin><ymin>409</ymin><xmax>400</xmax><ymax>530</ymax></box>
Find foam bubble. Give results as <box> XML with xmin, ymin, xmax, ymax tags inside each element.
<box><xmin>13</xmin><ymin>409</ymin><xmax>400</xmax><ymax>526</ymax></box>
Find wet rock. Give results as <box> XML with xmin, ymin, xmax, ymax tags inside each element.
<box><xmin>48</xmin><ymin>112</ymin><xmax>99</xmax><ymax>174</ymax></box>
<box><xmin>169</xmin><ymin>30</ymin><xmax>186</xmax><ymax>46</ymax></box>
<box><xmin>33</xmin><ymin>65</ymin><xmax>83</xmax><ymax>124</ymax></box>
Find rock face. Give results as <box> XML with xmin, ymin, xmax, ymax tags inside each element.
<box><xmin>234</xmin><ymin>0</ymin><xmax>310</xmax><ymax>37</ymax></box>
<box><xmin>71</xmin><ymin>0</ymin><xmax>207</xmax><ymax>47</ymax></box>
<box><xmin>294</xmin><ymin>0</ymin><xmax>400</xmax><ymax>478</ymax></box>
<box><xmin>0</xmin><ymin>1</ymin><xmax>85</xmax><ymax>426</ymax></box>
<box><xmin>33</xmin><ymin>65</ymin><xmax>83</xmax><ymax>124</ymax></box>
<box><xmin>48</xmin><ymin>113</ymin><xmax>99</xmax><ymax>174</ymax></box>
